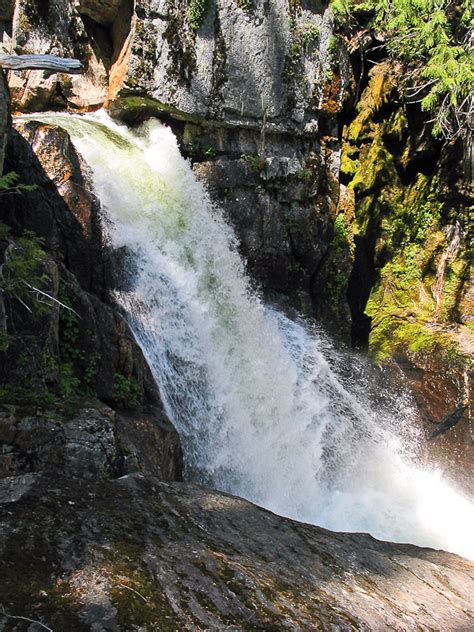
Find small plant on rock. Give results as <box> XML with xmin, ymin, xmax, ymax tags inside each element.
<box><xmin>188</xmin><ymin>0</ymin><xmax>209</xmax><ymax>31</ymax></box>
<box><xmin>241</xmin><ymin>153</ymin><xmax>266</xmax><ymax>174</ymax></box>
<box><xmin>238</xmin><ymin>0</ymin><xmax>253</xmax><ymax>11</ymax></box>
<box><xmin>113</xmin><ymin>373</ymin><xmax>142</xmax><ymax>410</ymax></box>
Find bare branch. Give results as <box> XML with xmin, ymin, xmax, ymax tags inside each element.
<box><xmin>0</xmin><ymin>604</ymin><xmax>54</xmax><ymax>632</ymax></box>
<box><xmin>116</xmin><ymin>583</ymin><xmax>149</xmax><ymax>603</ymax></box>
<box><xmin>23</xmin><ymin>282</ymin><xmax>82</xmax><ymax>318</ymax></box>
<box><xmin>0</xmin><ymin>54</ymin><xmax>83</xmax><ymax>74</ymax></box>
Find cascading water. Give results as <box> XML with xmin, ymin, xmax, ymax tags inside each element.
<box><xmin>23</xmin><ymin>111</ymin><xmax>474</xmax><ymax>559</ymax></box>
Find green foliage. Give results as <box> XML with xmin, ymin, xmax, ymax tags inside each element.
<box><xmin>300</xmin><ymin>22</ymin><xmax>320</xmax><ymax>47</ymax></box>
<box><xmin>330</xmin><ymin>0</ymin><xmax>350</xmax><ymax>20</ymax></box>
<box><xmin>1</xmin><ymin>226</ymin><xmax>51</xmax><ymax>315</ymax></box>
<box><xmin>58</xmin><ymin>283</ymin><xmax>84</xmax><ymax>361</ymax></box>
<box><xmin>84</xmin><ymin>352</ymin><xmax>101</xmax><ymax>386</ymax></box>
<box><xmin>412</xmin><ymin>196</ymin><xmax>440</xmax><ymax>243</ymax></box>
<box><xmin>328</xmin><ymin>35</ymin><xmax>341</xmax><ymax>60</ymax></box>
<box><xmin>188</xmin><ymin>0</ymin><xmax>209</xmax><ymax>31</ymax></box>
<box><xmin>204</xmin><ymin>146</ymin><xmax>217</xmax><ymax>158</ymax></box>
<box><xmin>241</xmin><ymin>153</ymin><xmax>266</xmax><ymax>173</ymax></box>
<box><xmin>238</xmin><ymin>0</ymin><xmax>253</xmax><ymax>11</ymax></box>
<box><xmin>0</xmin><ymin>384</ymin><xmax>56</xmax><ymax>407</ymax></box>
<box><xmin>0</xmin><ymin>171</ymin><xmax>37</xmax><ymax>196</ymax></box>
<box><xmin>186</xmin><ymin>142</ymin><xmax>217</xmax><ymax>160</ymax></box>
<box><xmin>325</xmin><ymin>213</ymin><xmax>352</xmax><ymax>311</ymax></box>
<box><xmin>296</xmin><ymin>168</ymin><xmax>313</xmax><ymax>182</ymax></box>
<box><xmin>332</xmin><ymin>213</ymin><xmax>349</xmax><ymax>250</ymax></box>
<box><xmin>58</xmin><ymin>362</ymin><xmax>81</xmax><ymax>399</ymax></box>
<box><xmin>113</xmin><ymin>373</ymin><xmax>142</xmax><ymax>410</ymax></box>
<box><xmin>331</xmin><ymin>0</ymin><xmax>474</xmax><ymax>138</ymax></box>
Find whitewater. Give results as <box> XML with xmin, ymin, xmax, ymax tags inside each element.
<box><xmin>23</xmin><ymin>111</ymin><xmax>474</xmax><ymax>559</ymax></box>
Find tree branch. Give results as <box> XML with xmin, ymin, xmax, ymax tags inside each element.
<box><xmin>0</xmin><ymin>54</ymin><xmax>83</xmax><ymax>74</ymax></box>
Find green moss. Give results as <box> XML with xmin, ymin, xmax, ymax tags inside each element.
<box><xmin>350</xmin><ymin>132</ymin><xmax>397</xmax><ymax>192</ymax></box>
<box><xmin>365</xmin><ymin>234</ymin><xmax>469</xmax><ymax>366</ymax></box>
<box><xmin>322</xmin><ymin>211</ymin><xmax>354</xmax><ymax>324</ymax></box>
<box><xmin>342</xmin><ymin>71</ymin><xmax>469</xmax><ymax>368</ymax></box>
<box><xmin>385</xmin><ymin>110</ymin><xmax>408</xmax><ymax>140</ymax></box>
<box><xmin>347</xmin><ymin>64</ymin><xmax>393</xmax><ymax>142</ymax></box>
<box><xmin>340</xmin><ymin>143</ymin><xmax>358</xmax><ymax>177</ymax></box>
<box><xmin>99</xmin><ymin>542</ymin><xmax>178</xmax><ymax>630</ymax></box>
<box><xmin>112</xmin><ymin>95</ymin><xmax>205</xmax><ymax>125</ymax></box>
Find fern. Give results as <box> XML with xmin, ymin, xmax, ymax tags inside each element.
<box><xmin>0</xmin><ymin>171</ymin><xmax>37</xmax><ymax>195</ymax></box>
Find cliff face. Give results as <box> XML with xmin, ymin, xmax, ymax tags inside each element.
<box><xmin>1</xmin><ymin>1</ymin><xmax>471</xmax><ymax>469</ymax></box>
<box><xmin>335</xmin><ymin>62</ymin><xmax>472</xmax><ymax>473</ymax></box>
<box><xmin>0</xmin><ymin>118</ymin><xmax>182</xmax><ymax>480</ymax></box>
<box><xmin>3</xmin><ymin>0</ymin><xmax>352</xmax><ymax>324</ymax></box>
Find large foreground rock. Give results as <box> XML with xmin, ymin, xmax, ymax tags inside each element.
<box><xmin>0</xmin><ymin>404</ymin><xmax>473</xmax><ymax>631</ymax></box>
<box><xmin>1</xmin><ymin>476</ymin><xmax>473</xmax><ymax>631</ymax></box>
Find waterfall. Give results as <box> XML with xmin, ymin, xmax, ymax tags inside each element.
<box><xmin>22</xmin><ymin>111</ymin><xmax>474</xmax><ymax>559</ymax></box>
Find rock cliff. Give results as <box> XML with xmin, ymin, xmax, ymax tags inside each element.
<box><xmin>0</xmin><ymin>3</ymin><xmax>473</xmax><ymax>629</ymax></box>
<box><xmin>3</xmin><ymin>0</ymin><xmax>352</xmax><ymax>324</ymax></box>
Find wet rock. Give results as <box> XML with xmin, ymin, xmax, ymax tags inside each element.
<box><xmin>0</xmin><ymin>471</ymin><xmax>472</xmax><ymax>630</ymax></box>
<box><xmin>0</xmin><ymin>113</ymin><xmax>178</xmax><ymax>436</ymax></box>
<box><xmin>0</xmin><ymin>472</ymin><xmax>36</xmax><ymax>502</ymax></box>
<box><xmin>0</xmin><ymin>71</ymin><xmax>9</xmax><ymax>173</ymax></box>
<box><xmin>5</xmin><ymin>0</ymin><xmax>350</xmax><ymax>321</ymax></box>
<box><xmin>5</xmin><ymin>121</ymin><xmax>102</xmax><ymax>292</ymax></box>
<box><xmin>0</xmin><ymin>404</ymin><xmax>182</xmax><ymax>481</ymax></box>
<box><xmin>6</xmin><ymin>0</ymin><xmax>109</xmax><ymax>111</ymax></box>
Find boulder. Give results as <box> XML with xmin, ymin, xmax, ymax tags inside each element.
<box><xmin>0</xmin><ymin>404</ymin><xmax>182</xmax><ymax>482</ymax></box>
<box><xmin>0</xmin><ymin>467</ymin><xmax>472</xmax><ymax>630</ymax></box>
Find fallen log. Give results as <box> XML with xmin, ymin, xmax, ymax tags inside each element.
<box><xmin>0</xmin><ymin>54</ymin><xmax>83</xmax><ymax>74</ymax></box>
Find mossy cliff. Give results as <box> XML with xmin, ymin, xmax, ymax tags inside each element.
<box><xmin>325</xmin><ymin>60</ymin><xmax>472</xmax><ymax>425</ymax></box>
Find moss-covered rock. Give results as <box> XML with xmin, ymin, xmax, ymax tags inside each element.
<box><xmin>341</xmin><ymin>60</ymin><xmax>472</xmax><ymax>425</ymax></box>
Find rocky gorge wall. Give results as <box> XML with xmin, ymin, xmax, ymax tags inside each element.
<box><xmin>0</xmin><ymin>3</ymin><xmax>474</xmax><ymax>629</ymax></box>
<box><xmin>0</xmin><ymin>0</ymin><xmax>472</xmax><ymax>456</ymax></box>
